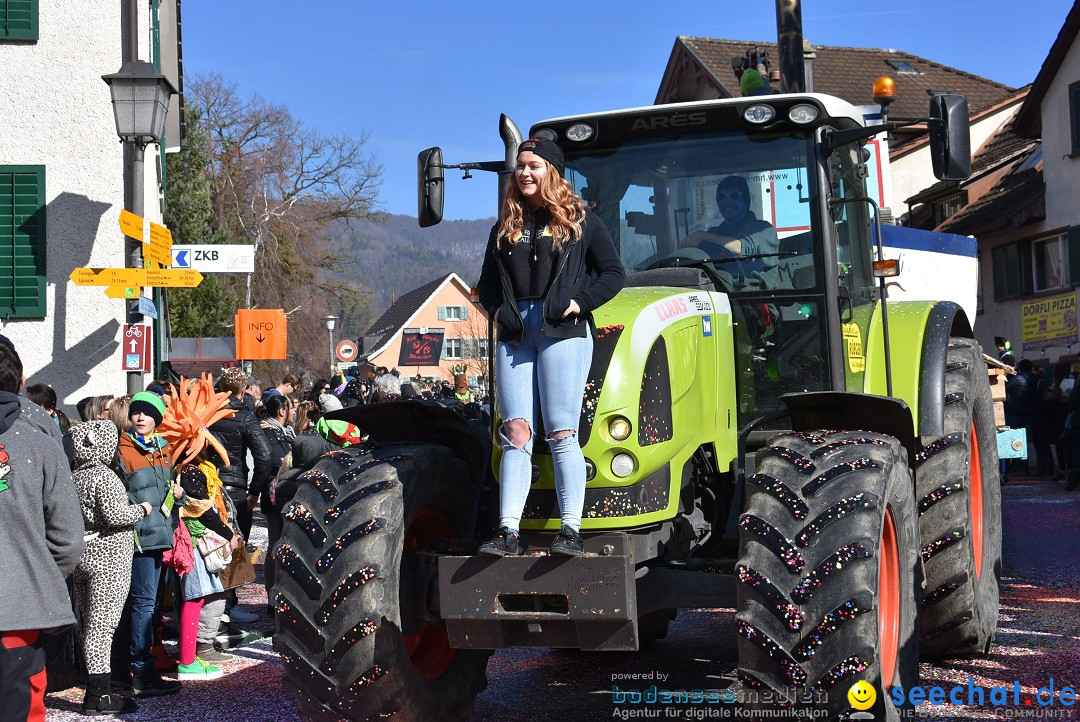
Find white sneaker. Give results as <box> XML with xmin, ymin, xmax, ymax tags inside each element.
<box><xmin>225</xmin><ymin>606</ymin><xmax>260</xmax><ymax>624</ymax></box>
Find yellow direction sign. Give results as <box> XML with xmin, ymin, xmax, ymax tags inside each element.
<box><xmin>69</xmin><ymin>267</ymin><xmax>203</xmax><ymax>288</ymax></box>
<box><xmin>119</xmin><ymin>209</ymin><xmax>173</xmax><ymax>251</ymax></box>
<box><xmin>142</xmin><ymin>242</ymin><xmax>171</xmax><ymax>266</ymax></box>
<box><xmin>104</xmin><ymin>285</ymin><xmax>141</xmax><ymax>299</ymax></box>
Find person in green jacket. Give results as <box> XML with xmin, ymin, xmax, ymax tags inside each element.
<box><xmin>117</xmin><ymin>391</ymin><xmax>184</xmax><ymax>697</ymax></box>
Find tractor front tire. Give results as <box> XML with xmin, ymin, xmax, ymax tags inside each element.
<box><xmin>916</xmin><ymin>337</ymin><xmax>1002</xmax><ymax>658</ymax></box>
<box><xmin>271</xmin><ymin>442</ymin><xmax>490</xmax><ymax>721</ymax></box>
<box><xmin>736</xmin><ymin>430</ymin><xmax>921</xmax><ymax>721</ymax></box>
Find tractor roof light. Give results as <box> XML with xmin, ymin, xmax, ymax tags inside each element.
<box><xmin>743</xmin><ymin>104</ymin><xmax>775</xmax><ymax>124</ymax></box>
<box><xmin>566</xmin><ymin>123</ymin><xmax>594</xmax><ymax>142</ymax></box>
<box><xmin>873</xmin><ymin>76</ymin><xmax>897</xmax><ymax>105</ymax></box>
<box><xmin>788</xmin><ymin>104</ymin><xmax>819</xmax><ymax>125</ymax></box>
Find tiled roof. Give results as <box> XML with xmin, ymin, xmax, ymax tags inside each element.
<box><xmin>361</xmin><ymin>274</ymin><xmax>454</xmax><ymax>356</ymax></box>
<box><xmin>938</xmin><ymin>170</ymin><xmax>1044</xmax><ymax>237</ymax></box>
<box><xmin>672</xmin><ymin>37</ymin><xmax>1015</xmax><ymax>118</ymax></box>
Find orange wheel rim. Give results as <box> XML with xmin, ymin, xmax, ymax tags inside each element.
<box><xmin>402</xmin><ymin>507</ymin><xmax>457</xmax><ymax>680</ymax></box>
<box><xmin>969</xmin><ymin>420</ymin><xmax>984</xmax><ymax>580</ymax></box>
<box><xmin>878</xmin><ymin>507</ymin><xmax>900</xmax><ymax>687</ymax></box>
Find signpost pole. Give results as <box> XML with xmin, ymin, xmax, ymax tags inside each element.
<box><xmin>125</xmin><ymin>144</ymin><xmax>145</xmax><ymax>394</ymax></box>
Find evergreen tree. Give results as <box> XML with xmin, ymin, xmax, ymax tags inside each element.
<box><xmin>164</xmin><ymin>104</ymin><xmax>238</xmax><ymax>338</ymax></box>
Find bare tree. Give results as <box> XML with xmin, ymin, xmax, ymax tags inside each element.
<box><xmin>187</xmin><ymin>72</ymin><xmax>381</xmax><ymax>373</ymax></box>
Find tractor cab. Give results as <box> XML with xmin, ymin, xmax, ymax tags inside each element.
<box><xmin>546</xmin><ymin>96</ymin><xmax>879</xmax><ymax>425</ymax></box>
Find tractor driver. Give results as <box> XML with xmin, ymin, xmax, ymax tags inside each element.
<box><xmin>679</xmin><ymin>175</ymin><xmax>779</xmax><ymax>284</ymax></box>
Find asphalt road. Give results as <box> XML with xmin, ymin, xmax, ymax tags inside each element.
<box><xmin>45</xmin><ymin>477</ymin><xmax>1080</xmax><ymax>721</ymax></box>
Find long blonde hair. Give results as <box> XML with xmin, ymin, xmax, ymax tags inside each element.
<box><xmin>497</xmin><ymin>161</ymin><xmax>585</xmax><ymax>250</ymax></box>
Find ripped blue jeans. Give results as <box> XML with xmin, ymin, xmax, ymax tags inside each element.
<box><xmin>496</xmin><ymin>299</ymin><xmax>593</xmax><ymax>531</ymax></box>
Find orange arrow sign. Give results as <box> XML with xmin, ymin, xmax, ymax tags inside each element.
<box><xmin>142</xmin><ymin>242</ymin><xmax>171</xmax><ymax>266</ymax></box>
<box><xmin>104</xmin><ymin>285</ymin><xmax>141</xmax><ymax>299</ymax></box>
<box><xmin>119</xmin><ymin>209</ymin><xmax>173</xmax><ymax>251</ymax></box>
<box><xmin>69</xmin><ymin>267</ymin><xmax>203</xmax><ymax>288</ymax></box>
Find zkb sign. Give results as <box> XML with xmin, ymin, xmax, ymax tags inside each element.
<box><xmin>172</xmin><ymin>244</ymin><xmax>256</xmax><ymax>273</ymax></box>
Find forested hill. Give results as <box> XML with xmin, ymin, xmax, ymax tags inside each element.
<box><xmin>332</xmin><ymin>214</ymin><xmax>495</xmax><ymax>319</ymax></box>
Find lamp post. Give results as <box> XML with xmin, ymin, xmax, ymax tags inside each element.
<box><xmin>103</xmin><ymin>59</ymin><xmax>176</xmax><ymax>394</ymax></box>
<box><xmin>324</xmin><ymin>315</ymin><xmax>338</xmax><ymax>374</ymax></box>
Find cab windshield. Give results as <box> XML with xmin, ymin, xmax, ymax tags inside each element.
<box><xmin>566</xmin><ymin>130</ymin><xmax>829</xmax><ymax>424</ymax></box>
<box><xmin>565</xmin><ymin>131</ymin><xmax>817</xmax><ymax>293</ymax></box>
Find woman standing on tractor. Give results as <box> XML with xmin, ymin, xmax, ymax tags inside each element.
<box><xmin>476</xmin><ymin>137</ymin><xmax>624</xmax><ymax>556</ymax></box>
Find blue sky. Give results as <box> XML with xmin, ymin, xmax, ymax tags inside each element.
<box><xmin>182</xmin><ymin>1</ymin><xmax>1072</xmax><ymax>221</ymax></box>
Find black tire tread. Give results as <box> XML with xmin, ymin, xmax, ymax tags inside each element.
<box><xmin>272</xmin><ymin>443</ymin><xmax>490</xmax><ymax>721</ymax></box>
<box><xmin>736</xmin><ymin>430</ymin><xmax>921</xmax><ymax>722</ymax></box>
<box><xmin>916</xmin><ymin>338</ymin><xmax>1002</xmax><ymax>659</ymax></box>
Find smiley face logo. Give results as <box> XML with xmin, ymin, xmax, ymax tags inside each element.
<box><xmin>848</xmin><ymin>680</ymin><xmax>876</xmax><ymax>710</ymax></box>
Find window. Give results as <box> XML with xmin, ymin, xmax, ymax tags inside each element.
<box><xmin>442</xmin><ymin>338</ymin><xmax>463</xmax><ymax>359</ymax></box>
<box><xmin>0</xmin><ymin>166</ymin><xmax>46</xmax><ymax>318</ymax></box>
<box><xmin>1070</xmin><ymin>81</ymin><xmax>1080</xmax><ymax>156</ymax></box>
<box><xmin>932</xmin><ymin>192</ymin><xmax>966</xmax><ymax>227</ymax></box>
<box><xmin>1032</xmin><ymin>235</ymin><xmax>1066</xmax><ymax>292</ymax></box>
<box><xmin>462</xmin><ymin>338</ymin><xmax>489</xmax><ymax>358</ymax></box>
<box><xmin>437</xmin><ymin>305</ymin><xmax>468</xmax><ymax>321</ymax></box>
<box><xmin>1</xmin><ymin>0</ymin><xmax>38</xmax><ymax>40</ymax></box>
<box><xmin>991</xmin><ymin>242</ymin><xmax>1022</xmax><ymax>301</ymax></box>
<box><xmin>885</xmin><ymin>59</ymin><xmax>920</xmax><ymax>75</ymax></box>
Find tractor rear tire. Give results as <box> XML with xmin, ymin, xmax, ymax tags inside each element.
<box><xmin>736</xmin><ymin>430</ymin><xmax>920</xmax><ymax>721</ymax></box>
<box><xmin>271</xmin><ymin>442</ymin><xmax>490</xmax><ymax>721</ymax></box>
<box><xmin>916</xmin><ymin>337</ymin><xmax>1002</xmax><ymax>658</ymax></box>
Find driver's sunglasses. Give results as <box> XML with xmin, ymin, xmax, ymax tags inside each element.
<box><xmin>717</xmin><ymin>191</ymin><xmax>745</xmax><ymax>201</ymax></box>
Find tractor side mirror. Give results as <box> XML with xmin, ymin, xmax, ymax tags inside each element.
<box><xmin>928</xmin><ymin>94</ymin><xmax>971</xmax><ymax>181</ymax></box>
<box><xmin>417</xmin><ymin>147</ymin><xmax>445</xmax><ymax>228</ymax></box>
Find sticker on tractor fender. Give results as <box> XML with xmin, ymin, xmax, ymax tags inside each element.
<box><xmin>842</xmin><ymin>322</ymin><xmax>865</xmax><ymax>373</ymax></box>
<box><xmin>702</xmin><ymin>315</ymin><xmax>712</xmax><ymax>336</ymax></box>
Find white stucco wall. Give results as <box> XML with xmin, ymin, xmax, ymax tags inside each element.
<box><xmin>973</xmin><ymin>36</ymin><xmax>1080</xmax><ymax>365</ymax></box>
<box><xmin>1039</xmin><ymin>37</ymin><xmax>1080</xmax><ymax>231</ymax></box>
<box><xmin>890</xmin><ymin>103</ymin><xmax>1022</xmax><ymax>218</ymax></box>
<box><xmin>0</xmin><ymin>1</ymin><xmax>165</xmax><ymax>410</ymax></box>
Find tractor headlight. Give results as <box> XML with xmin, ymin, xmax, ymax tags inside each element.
<box><xmin>566</xmin><ymin>123</ymin><xmax>594</xmax><ymax>142</ymax></box>
<box><xmin>788</xmin><ymin>104</ymin><xmax>819</xmax><ymax>124</ymax></box>
<box><xmin>611</xmin><ymin>453</ymin><xmax>636</xmax><ymax>478</ymax></box>
<box><xmin>743</xmin><ymin>104</ymin><xmax>775</xmax><ymax>124</ymax></box>
<box><xmin>608</xmin><ymin>416</ymin><xmax>632</xmax><ymax>441</ymax></box>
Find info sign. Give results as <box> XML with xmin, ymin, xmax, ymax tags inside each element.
<box><xmin>1021</xmin><ymin>291</ymin><xmax>1078</xmax><ymax>352</ymax></box>
<box><xmin>398</xmin><ymin>328</ymin><xmax>444</xmax><ymax>366</ymax></box>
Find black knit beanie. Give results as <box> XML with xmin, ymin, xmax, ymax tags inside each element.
<box><xmin>128</xmin><ymin>391</ymin><xmax>165</xmax><ymax>427</ymax></box>
<box><xmin>517</xmin><ymin>138</ymin><xmax>564</xmax><ymax>175</ymax></box>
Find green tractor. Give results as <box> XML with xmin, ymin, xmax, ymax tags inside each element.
<box><xmin>270</xmin><ymin>89</ymin><xmax>1001</xmax><ymax>722</ymax></box>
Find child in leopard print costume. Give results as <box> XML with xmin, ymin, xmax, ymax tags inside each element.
<box><xmin>70</xmin><ymin>420</ymin><xmax>153</xmax><ymax>715</ymax></box>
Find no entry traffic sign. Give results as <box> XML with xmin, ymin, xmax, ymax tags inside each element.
<box><xmin>336</xmin><ymin>340</ymin><xmax>358</xmax><ymax>362</ymax></box>
<box><xmin>122</xmin><ymin>324</ymin><xmax>151</xmax><ymax>372</ymax></box>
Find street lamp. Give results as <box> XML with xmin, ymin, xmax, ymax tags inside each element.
<box><xmin>324</xmin><ymin>315</ymin><xmax>338</xmax><ymax>374</ymax></box>
<box><xmin>103</xmin><ymin>59</ymin><xmax>176</xmax><ymax>394</ymax></box>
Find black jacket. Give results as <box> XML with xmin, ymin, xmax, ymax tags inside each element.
<box><xmin>260</xmin><ymin>421</ymin><xmax>291</xmax><ymax>480</ymax></box>
<box><xmin>208</xmin><ymin>396</ymin><xmax>273</xmax><ymax>494</ymax></box>
<box><xmin>477</xmin><ymin>208</ymin><xmax>624</xmax><ymax>345</ymax></box>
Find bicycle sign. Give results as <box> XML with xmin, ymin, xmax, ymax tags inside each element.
<box><xmin>122</xmin><ymin>324</ymin><xmax>151</xmax><ymax>372</ymax></box>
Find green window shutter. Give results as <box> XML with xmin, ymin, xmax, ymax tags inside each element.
<box><xmin>1071</xmin><ymin>83</ymin><xmax>1080</xmax><ymax>155</ymax></box>
<box><xmin>0</xmin><ymin>166</ymin><xmax>46</xmax><ymax>319</ymax></box>
<box><xmin>461</xmin><ymin>305</ymin><xmax>469</xmax><ymax>320</ymax></box>
<box><xmin>1</xmin><ymin>0</ymin><xmax>38</xmax><ymax>40</ymax></box>
<box><xmin>437</xmin><ymin>306</ymin><xmax>446</xmax><ymax>321</ymax></box>
<box><xmin>1069</xmin><ymin>226</ymin><xmax>1080</xmax><ymax>286</ymax></box>
<box><xmin>992</xmin><ymin>242</ymin><xmax>1021</xmax><ymax>301</ymax></box>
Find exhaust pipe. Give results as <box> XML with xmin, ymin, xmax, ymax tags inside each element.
<box><xmin>775</xmin><ymin>0</ymin><xmax>805</xmax><ymax>93</ymax></box>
